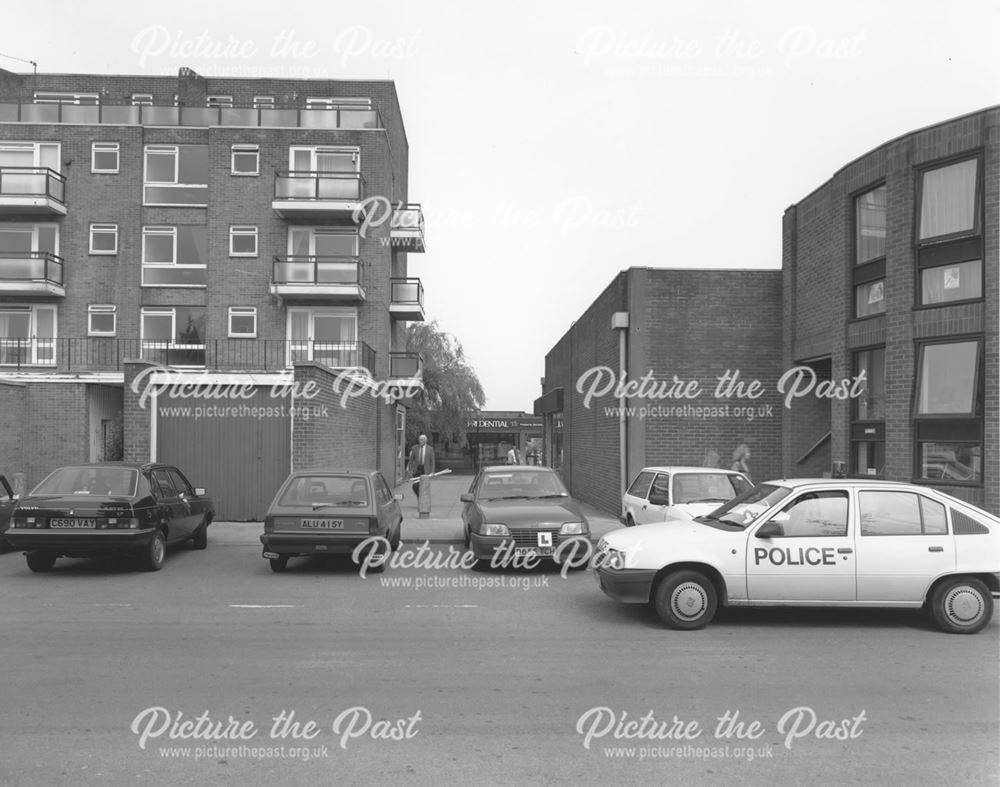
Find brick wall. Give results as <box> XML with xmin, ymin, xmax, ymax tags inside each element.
<box><xmin>784</xmin><ymin>106</ymin><xmax>999</xmax><ymax>512</ymax></box>
<box><xmin>291</xmin><ymin>363</ymin><xmax>379</xmax><ymax>470</ymax></box>
<box><xmin>0</xmin><ymin>381</ymin><xmax>26</xmax><ymax>480</ymax></box>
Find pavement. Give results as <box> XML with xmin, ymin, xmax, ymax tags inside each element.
<box><xmin>392</xmin><ymin>472</ymin><xmax>624</xmax><ymax>543</ymax></box>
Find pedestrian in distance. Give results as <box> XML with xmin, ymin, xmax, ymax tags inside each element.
<box><xmin>407</xmin><ymin>434</ymin><xmax>436</xmax><ymax>499</ymax></box>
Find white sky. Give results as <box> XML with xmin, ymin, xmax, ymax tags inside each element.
<box><xmin>4</xmin><ymin>1</ymin><xmax>998</xmax><ymax>409</ymax></box>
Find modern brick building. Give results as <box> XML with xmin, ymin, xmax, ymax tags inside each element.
<box><xmin>0</xmin><ymin>67</ymin><xmax>427</xmax><ymax>519</ymax></box>
<box><xmin>538</xmin><ymin>106</ymin><xmax>999</xmax><ymax>517</ymax></box>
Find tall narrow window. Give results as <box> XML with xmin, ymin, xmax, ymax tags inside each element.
<box><xmin>852</xmin><ymin>184</ymin><xmax>886</xmax><ymax>318</ymax></box>
<box><xmin>851</xmin><ymin>347</ymin><xmax>885</xmax><ymax>476</ymax></box>
<box><xmin>913</xmin><ymin>338</ymin><xmax>982</xmax><ymax>484</ymax></box>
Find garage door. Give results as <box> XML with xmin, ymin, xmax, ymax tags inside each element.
<box><xmin>156</xmin><ymin>388</ymin><xmax>291</xmax><ymax>521</ymax></box>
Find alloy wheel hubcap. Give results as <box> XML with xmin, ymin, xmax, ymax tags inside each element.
<box><xmin>945</xmin><ymin>587</ymin><xmax>984</xmax><ymax>624</ymax></box>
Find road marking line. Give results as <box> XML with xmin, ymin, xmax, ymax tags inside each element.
<box><xmin>228</xmin><ymin>604</ymin><xmax>302</xmax><ymax>609</ymax></box>
<box><xmin>403</xmin><ymin>604</ymin><xmax>479</xmax><ymax>608</ymax></box>
<box><xmin>95</xmin><ymin>603</ymin><xmax>132</xmax><ymax>607</ymax></box>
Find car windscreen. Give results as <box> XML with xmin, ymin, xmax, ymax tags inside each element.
<box><xmin>701</xmin><ymin>483</ymin><xmax>792</xmax><ymax>528</ymax></box>
<box><xmin>671</xmin><ymin>473</ymin><xmax>754</xmax><ymax>505</ymax></box>
<box><xmin>30</xmin><ymin>466</ymin><xmax>139</xmax><ymax>497</ymax></box>
<box><xmin>477</xmin><ymin>471</ymin><xmax>568</xmax><ymax>500</ymax></box>
<box><xmin>278</xmin><ymin>476</ymin><xmax>369</xmax><ymax>507</ymax></box>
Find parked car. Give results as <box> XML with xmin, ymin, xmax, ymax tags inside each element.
<box><xmin>595</xmin><ymin>478</ymin><xmax>1000</xmax><ymax>634</ymax></box>
<box><xmin>0</xmin><ymin>475</ymin><xmax>17</xmax><ymax>553</ymax></box>
<box><xmin>461</xmin><ymin>466</ymin><xmax>590</xmax><ymax>569</ymax></box>
<box><xmin>4</xmin><ymin>463</ymin><xmax>214</xmax><ymax>573</ymax></box>
<box><xmin>261</xmin><ymin>469</ymin><xmax>403</xmax><ymax>573</ymax></box>
<box><xmin>622</xmin><ymin>466</ymin><xmax>752</xmax><ymax>526</ymax></box>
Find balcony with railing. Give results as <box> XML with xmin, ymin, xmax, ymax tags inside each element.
<box><xmin>388</xmin><ymin>351</ymin><xmax>424</xmax><ymax>386</ymax></box>
<box><xmin>0</xmin><ymin>167</ymin><xmax>66</xmax><ymax>214</ymax></box>
<box><xmin>390</xmin><ymin>203</ymin><xmax>426</xmax><ymax>252</ymax></box>
<box><xmin>389</xmin><ymin>277</ymin><xmax>425</xmax><ymax>321</ymax></box>
<box><xmin>0</xmin><ymin>252</ymin><xmax>65</xmax><ymax>295</ymax></box>
<box><xmin>0</xmin><ymin>338</ymin><xmax>376</xmax><ymax>376</ymax></box>
<box><xmin>270</xmin><ymin>256</ymin><xmax>365</xmax><ymax>301</ymax></box>
<box><xmin>0</xmin><ymin>101</ymin><xmax>382</xmax><ymax>131</ymax></box>
<box><xmin>272</xmin><ymin>171</ymin><xmax>367</xmax><ymax>219</ymax></box>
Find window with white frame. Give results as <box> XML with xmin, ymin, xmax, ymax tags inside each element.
<box><xmin>230</xmin><ymin>226</ymin><xmax>258</xmax><ymax>257</ymax></box>
<box><xmin>140</xmin><ymin>306</ymin><xmax>206</xmax><ymax>366</ymax></box>
<box><xmin>282</xmin><ymin>227</ymin><xmax>358</xmax><ymax>283</ymax></box>
<box><xmin>89</xmin><ymin>223</ymin><xmax>118</xmax><ymax>255</ymax></box>
<box><xmin>231</xmin><ymin>144</ymin><xmax>259</xmax><ymax>175</ymax></box>
<box><xmin>131</xmin><ymin>94</ymin><xmax>154</xmax><ymax>106</ymax></box>
<box><xmin>33</xmin><ymin>91</ymin><xmax>99</xmax><ymax>105</ymax></box>
<box><xmin>228</xmin><ymin>307</ymin><xmax>257</xmax><ymax>338</ymax></box>
<box><xmin>287</xmin><ymin>307</ymin><xmax>359</xmax><ymax>367</ymax></box>
<box><xmin>0</xmin><ymin>224</ymin><xmax>60</xmax><ymax>285</ymax></box>
<box><xmin>206</xmin><ymin>95</ymin><xmax>233</xmax><ymax>108</ymax></box>
<box><xmin>0</xmin><ymin>142</ymin><xmax>61</xmax><ymax>180</ymax></box>
<box><xmin>143</xmin><ymin>145</ymin><xmax>209</xmax><ymax>205</ymax></box>
<box><xmin>285</xmin><ymin>146</ymin><xmax>360</xmax><ymax>200</ymax></box>
<box><xmin>304</xmin><ymin>97</ymin><xmax>372</xmax><ymax>109</ymax></box>
<box><xmin>91</xmin><ymin>142</ymin><xmax>120</xmax><ymax>174</ymax></box>
<box><xmin>0</xmin><ymin>304</ymin><xmax>56</xmax><ymax>365</ymax></box>
<box><xmin>88</xmin><ymin>304</ymin><xmax>117</xmax><ymax>336</ymax></box>
<box><xmin>141</xmin><ymin>225</ymin><xmax>208</xmax><ymax>286</ymax></box>
<box><xmin>253</xmin><ymin>96</ymin><xmax>275</xmax><ymax>108</ymax></box>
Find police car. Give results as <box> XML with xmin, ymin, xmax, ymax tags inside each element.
<box><xmin>594</xmin><ymin>478</ymin><xmax>1000</xmax><ymax>634</ymax></box>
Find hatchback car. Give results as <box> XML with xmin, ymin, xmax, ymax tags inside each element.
<box><xmin>595</xmin><ymin>478</ymin><xmax>1000</xmax><ymax>634</ymax></box>
<box><xmin>4</xmin><ymin>463</ymin><xmax>214</xmax><ymax>572</ymax></box>
<box><xmin>261</xmin><ymin>469</ymin><xmax>403</xmax><ymax>573</ymax></box>
<box><xmin>461</xmin><ymin>466</ymin><xmax>590</xmax><ymax>569</ymax></box>
<box><xmin>622</xmin><ymin>466</ymin><xmax>752</xmax><ymax>526</ymax></box>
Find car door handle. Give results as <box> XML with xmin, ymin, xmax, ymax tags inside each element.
<box><xmin>837</xmin><ymin>547</ymin><xmax>853</xmax><ymax>554</ymax></box>
<box><xmin>928</xmin><ymin>546</ymin><xmax>944</xmax><ymax>553</ymax></box>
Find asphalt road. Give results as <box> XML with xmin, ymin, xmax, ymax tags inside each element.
<box><xmin>1</xmin><ymin>526</ymin><xmax>997</xmax><ymax>786</ymax></box>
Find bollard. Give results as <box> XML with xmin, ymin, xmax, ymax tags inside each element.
<box><xmin>417</xmin><ymin>473</ymin><xmax>431</xmax><ymax>518</ymax></box>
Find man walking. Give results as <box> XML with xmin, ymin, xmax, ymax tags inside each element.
<box><xmin>407</xmin><ymin>434</ymin><xmax>436</xmax><ymax>500</ymax></box>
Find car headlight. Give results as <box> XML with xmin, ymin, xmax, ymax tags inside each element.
<box><xmin>559</xmin><ymin>521</ymin><xmax>586</xmax><ymax>535</ymax></box>
<box><xmin>598</xmin><ymin>548</ymin><xmax>627</xmax><ymax>570</ymax></box>
<box><xmin>482</xmin><ymin>523</ymin><xmax>510</xmax><ymax>537</ymax></box>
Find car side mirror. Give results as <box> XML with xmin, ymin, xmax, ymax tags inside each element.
<box><xmin>648</xmin><ymin>492</ymin><xmax>669</xmax><ymax>506</ymax></box>
<box><xmin>460</xmin><ymin>493</ymin><xmax>475</xmax><ymax>503</ymax></box>
<box><xmin>194</xmin><ymin>487</ymin><xmax>206</xmax><ymax>497</ymax></box>
<box><xmin>756</xmin><ymin>521</ymin><xmax>784</xmax><ymax>538</ymax></box>
<box><xmin>394</xmin><ymin>493</ymin><xmax>404</xmax><ymax>501</ymax></box>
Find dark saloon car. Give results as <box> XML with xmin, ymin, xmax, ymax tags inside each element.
<box><xmin>0</xmin><ymin>474</ymin><xmax>16</xmax><ymax>552</ymax></box>
<box><xmin>461</xmin><ymin>466</ymin><xmax>590</xmax><ymax>569</ymax></box>
<box><xmin>5</xmin><ymin>463</ymin><xmax>214</xmax><ymax>573</ymax></box>
<box><xmin>261</xmin><ymin>469</ymin><xmax>403</xmax><ymax>573</ymax></box>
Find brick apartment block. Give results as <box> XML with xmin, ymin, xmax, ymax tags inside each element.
<box><xmin>538</xmin><ymin>107</ymin><xmax>998</xmax><ymax>516</ymax></box>
<box><xmin>0</xmin><ymin>67</ymin><xmax>427</xmax><ymax>519</ymax></box>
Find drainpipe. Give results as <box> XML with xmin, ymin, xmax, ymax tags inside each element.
<box><xmin>612</xmin><ymin>312</ymin><xmax>630</xmax><ymax>506</ymax></box>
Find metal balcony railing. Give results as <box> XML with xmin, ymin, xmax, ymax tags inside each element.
<box><xmin>0</xmin><ymin>167</ymin><xmax>66</xmax><ymax>203</ymax></box>
<box><xmin>0</xmin><ymin>338</ymin><xmax>376</xmax><ymax>376</ymax></box>
<box><xmin>273</xmin><ymin>256</ymin><xmax>361</xmax><ymax>285</ymax></box>
<box><xmin>390</xmin><ymin>277</ymin><xmax>424</xmax><ymax>308</ymax></box>
<box><xmin>273</xmin><ymin>171</ymin><xmax>365</xmax><ymax>202</ymax></box>
<box><xmin>0</xmin><ymin>101</ymin><xmax>382</xmax><ymax>130</ymax></box>
<box><xmin>389</xmin><ymin>352</ymin><xmax>423</xmax><ymax>379</ymax></box>
<box><xmin>0</xmin><ymin>251</ymin><xmax>64</xmax><ymax>285</ymax></box>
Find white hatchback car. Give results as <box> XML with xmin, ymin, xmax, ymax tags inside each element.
<box><xmin>596</xmin><ymin>478</ymin><xmax>1000</xmax><ymax>634</ymax></box>
<box><xmin>622</xmin><ymin>467</ymin><xmax>753</xmax><ymax>526</ymax></box>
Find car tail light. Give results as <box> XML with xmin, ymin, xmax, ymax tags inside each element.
<box><xmin>105</xmin><ymin>517</ymin><xmax>140</xmax><ymax>530</ymax></box>
<box><xmin>369</xmin><ymin>516</ymin><xmax>379</xmax><ymax>534</ymax></box>
<box><xmin>13</xmin><ymin>516</ymin><xmax>46</xmax><ymax>528</ymax></box>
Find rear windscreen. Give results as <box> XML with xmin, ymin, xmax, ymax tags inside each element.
<box><xmin>278</xmin><ymin>476</ymin><xmax>369</xmax><ymax>507</ymax></box>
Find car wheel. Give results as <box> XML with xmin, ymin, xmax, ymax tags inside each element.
<box><xmin>625</xmin><ymin>514</ymin><xmax>636</xmax><ymax>528</ymax></box>
<box><xmin>653</xmin><ymin>570</ymin><xmax>718</xmax><ymax>630</ymax></box>
<box><xmin>26</xmin><ymin>551</ymin><xmax>57</xmax><ymax>573</ymax></box>
<box><xmin>269</xmin><ymin>556</ymin><xmax>289</xmax><ymax>573</ymax></box>
<box><xmin>930</xmin><ymin>577</ymin><xmax>993</xmax><ymax>634</ymax></box>
<box><xmin>366</xmin><ymin>541</ymin><xmax>388</xmax><ymax>574</ymax></box>
<box><xmin>140</xmin><ymin>529</ymin><xmax>167</xmax><ymax>572</ymax></box>
<box><xmin>190</xmin><ymin>518</ymin><xmax>208</xmax><ymax>550</ymax></box>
